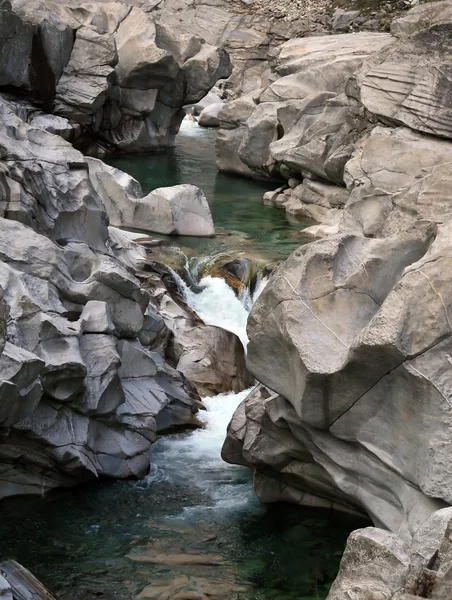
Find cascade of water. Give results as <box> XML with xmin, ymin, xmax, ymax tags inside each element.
<box><xmin>147</xmin><ymin>266</ymin><xmax>268</xmax><ymax>515</ymax></box>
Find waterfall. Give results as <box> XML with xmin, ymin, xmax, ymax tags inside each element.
<box><xmin>145</xmin><ymin>269</ymin><xmax>267</xmax><ymax>516</ymax></box>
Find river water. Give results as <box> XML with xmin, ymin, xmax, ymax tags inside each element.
<box><xmin>0</xmin><ymin>121</ymin><xmax>365</xmax><ymax>600</ymax></box>
<box><xmin>106</xmin><ymin>119</ymin><xmax>306</xmax><ymax>262</ymax></box>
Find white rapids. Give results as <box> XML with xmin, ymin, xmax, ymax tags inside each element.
<box><xmin>146</xmin><ymin>272</ymin><xmax>267</xmax><ymax>516</ymax></box>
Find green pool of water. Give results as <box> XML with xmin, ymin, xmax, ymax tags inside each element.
<box><xmin>106</xmin><ymin>120</ymin><xmax>306</xmax><ymax>262</ymax></box>
<box><xmin>0</xmin><ymin>479</ymin><xmax>365</xmax><ymax>600</ymax></box>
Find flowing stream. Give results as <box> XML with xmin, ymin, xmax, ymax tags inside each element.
<box><xmin>0</xmin><ymin>120</ymin><xmax>366</xmax><ymax>600</ymax></box>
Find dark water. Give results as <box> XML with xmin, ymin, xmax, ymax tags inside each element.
<box><xmin>106</xmin><ymin>120</ymin><xmax>306</xmax><ymax>262</ymax></box>
<box><xmin>0</xmin><ymin>122</ymin><xmax>366</xmax><ymax>600</ymax></box>
<box><xmin>0</xmin><ymin>477</ymin><xmax>364</xmax><ymax>600</ymax></box>
<box><xmin>0</xmin><ymin>386</ymin><xmax>366</xmax><ymax>600</ymax></box>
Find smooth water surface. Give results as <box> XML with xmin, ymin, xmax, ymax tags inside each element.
<box><xmin>106</xmin><ymin>120</ymin><xmax>306</xmax><ymax>261</ymax></box>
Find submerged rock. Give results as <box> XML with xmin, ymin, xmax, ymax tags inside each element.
<box><xmin>199</xmin><ymin>254</ymin><xmax>259</xmax><ymax>295</ymax></box>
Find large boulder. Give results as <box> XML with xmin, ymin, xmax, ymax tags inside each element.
<box><xmin>222</xmin><ymin>3</ymin><xmax>452</xmax><ymax>540</ymax></box>
<box><xmin>87</xmin><ymin>158</ymin><xmax>215</xmax><ymax>237</ymax></box>
<box><xmin>198</xmin><ymin>102</ymin><xmax>225</xmax><ymax>127</ymax></box>
<box><xmin>342</xmin><ymin>126</ymin><xmax>452</xmax><ymax>238</ymax></box>
<box><xmin>328</xmin><ymin>508</ymin><xmax>452</xmax><ymax>599</ymax></box>
<box><xmin>216</xmin><ymin>33</ymin><xmax>393</xmax><ymax>181</ymax></box>
<box><xmin>223</xmin><ymin>220</ymin><xmax>450</xmax><ymax>537</ymax></box>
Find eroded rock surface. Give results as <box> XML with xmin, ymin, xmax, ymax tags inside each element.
<box><xmin>1</xmin><ymin>0</ymin><xmax>231</xmax><ymax>152</ymax></box>
<box><xmin>222</xmin><ymin>4</ymin><xmax>452</xmax><ymax>597</ymax></box>
<box><xmin>0</xmin><ymin>95</ymin><xmax>245</xmax><ymax>500</ymax></box>
<box><xmin>87</xmin><ymin>158</ymin><xmax>215</xmax><ymax>236</ymax></box>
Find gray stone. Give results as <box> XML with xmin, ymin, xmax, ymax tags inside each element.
<box><xmin>328</xmin><ymin>528</ymin><xmax>411</xmax><ymax>600</ymax></box>
<box><xmin>54</xmin><ymin>27</ymin><xmax>117</xmax><ymax>126</ymax></box>
<box><xmin>342</xmin><ymin>126</ymin><xmax>452</xmax><ymax>238</ymax></box>
<box><xmin>29</xmin><ymin>114</ymin><xmax>80</xmax><ymax>141</ymax></box>
<box><xmin>87</xmin><ymin>158</ymin><xmax>215</xmax><ymax>236</ymax></box>
<box><xmin>331</xmin><ymin>9</ymin><xmax>363</xmax><ymax>30</ymax></box>
<box><xmin>0</xmin><ymin>98</ymin><xmax>203</xmax><ymax>500</ymax></box>
<box><xmin>79</xmin><ymin>300</ymin><xmax>115</xmax><ymax>335</ymax></box>
<box><xmin>198</xmin><ymin>102</ymin><xmax>225</xmax><ymax>127</ymax></box>
<box><xmin>224</xmin><ymin>220</ymin><xmax>452</xmax><ymax>536</ymax></box>
<box><xmin>356</xmin><ymin>9</ymin><xmax>452</xmax><ymax>140</ymax></box>
<box><xmin>0</xmin><ymin>574</ymin><xmax>12</xmax><ymax>600</ymax></box>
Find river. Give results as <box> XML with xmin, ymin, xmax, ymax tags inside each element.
<box><xmin>0</xmin><ymin>120</ymin><xmax>365</xmax><ymax>600</ymax></box>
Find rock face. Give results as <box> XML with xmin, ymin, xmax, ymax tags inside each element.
<box><xmin>222</xmin><ymin>3</ymin><xmax>452</xmax><ymax>597</ymax></box>
<box><xmin>149</xmin><ymin>0</ymin><xmax>328</xmax><ymax>101</ymax></box>
<box><xmin>216</xmin><ymin>32</ymin><xmax>393</xmax><ymax>182</ymax></box>
<box><xmin>357</xmin><ymin>13</ymin><xmax>452</xmax><ymax>140</ymax></box>
<box><xmin>329</xmin><ymin>508</ymin><xmax>452</xmax><ymax>599</ymax></box>
<box><xmin>0</xmin><ymin>0</ymin><xmax>231</xmax><ymax>152</ymax></box>
<box><xmin>87</xmin><ymin>158</ymin><xmax>215</xmax><ymax>237</ymax></box>
<box><xmin>0</xmin><ymin>94</ymin><xmax>243</xmax><ymax>500</ymax></box>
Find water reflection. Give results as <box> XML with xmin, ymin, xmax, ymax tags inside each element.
<box><xmin>106</xmin><ymin>120</ymin><xmax>306</xmax><ymax>261</ymax></box>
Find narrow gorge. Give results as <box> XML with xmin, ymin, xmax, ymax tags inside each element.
<box><xmin>1</xmin><ymin>0</ymin><xmax>452</xmax><ymax>599</ymax></box>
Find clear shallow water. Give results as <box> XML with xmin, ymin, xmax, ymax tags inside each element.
<box><xmin>106</xmin><ymin>120</ymin><xmax>306</xmax><ymax>262</ymax></box>
<box><xmin>0</xmin><ymin>127</ymin><xmax>366</xmax><ymax>600</ymax></box>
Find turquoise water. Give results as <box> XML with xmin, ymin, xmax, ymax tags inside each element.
<box><xmin>106</xmin><ymin>120</ymin><xmax>306</xmax><ymax>262</ymax></box>
<box><xmin>0</xmin><ymin>468</ymin><xmax>365</xmax><ymax>600</ymax></box>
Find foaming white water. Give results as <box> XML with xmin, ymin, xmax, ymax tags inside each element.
<box><xmin>252</xmin><ymin>273</ymin><xmax>268</xmax><ymax>303</ymax></box>
<box><xmin>147</xmin><ymin>268</ymin><xmax>268</xmax><ymax>515</ymax></box>
<box><xmin>184</xmin><ymin>276</ymin><xmax>249</xmax><ymax>348</ymax></box>
<box><xmin>150</xmin><ymin>387</ymin><xmax>259</xmax><ymax>515</ymax></box>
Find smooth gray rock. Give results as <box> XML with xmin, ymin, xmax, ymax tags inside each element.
<box><xmin>198</xmin><ymin>102</ymin><xmax>225</xmax><ymax>127</ymax></box>
<box><xmin>269</xmin><ymin>92</ymin><xmax>354</xmax><ymax>184</ymax></box>
<box><xmin>29</xmin><ymin>114</ymin><xmax>80</xmax><ymax>140</ymax></box>
<box><xmin>79</xmin><ymin>300</ymin><xmax>115</xmax><ymax>335</ymax></box>
<box><xmin>356</xmin><ymin>7</ymin><xmax>452</xmax><ymax>139</ymax></box>
<box><xmin>261</xmin><ymin>32</ymin><xmax>393</xmax><ymax>103</ymax></box>
<box><xmin>87</xmin><ymin>158</ymin><xmax>215</xmax><ymax>236</ymax></box>
<box><xmin>190</xmin><ymin>87</ymin><xmax>223</xmax><ymax>115</ymax></box>
<box><xmin>223</xmin><ymin>220</ymin><xmax>452</xmax><ymax>536</ymax></box>
<box><xmin>343</xmin><ymin>126</ymin><xmax>452</xmax><ymax>237</ymax></box>
<box><xmin>328</xmin><ymin>528</ymin><xmax>411</xmax><ymax>600</ymax></box>
<box><xmin>216</xmin><ymin>33</ymin><xmax>392</xmax><ymax>181</ymax></box>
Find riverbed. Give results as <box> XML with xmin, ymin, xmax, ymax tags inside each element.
<box><xmin>0</xmin><ymin>121</ymin><xmax>366</xmax><ymax>600</ymax></box>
